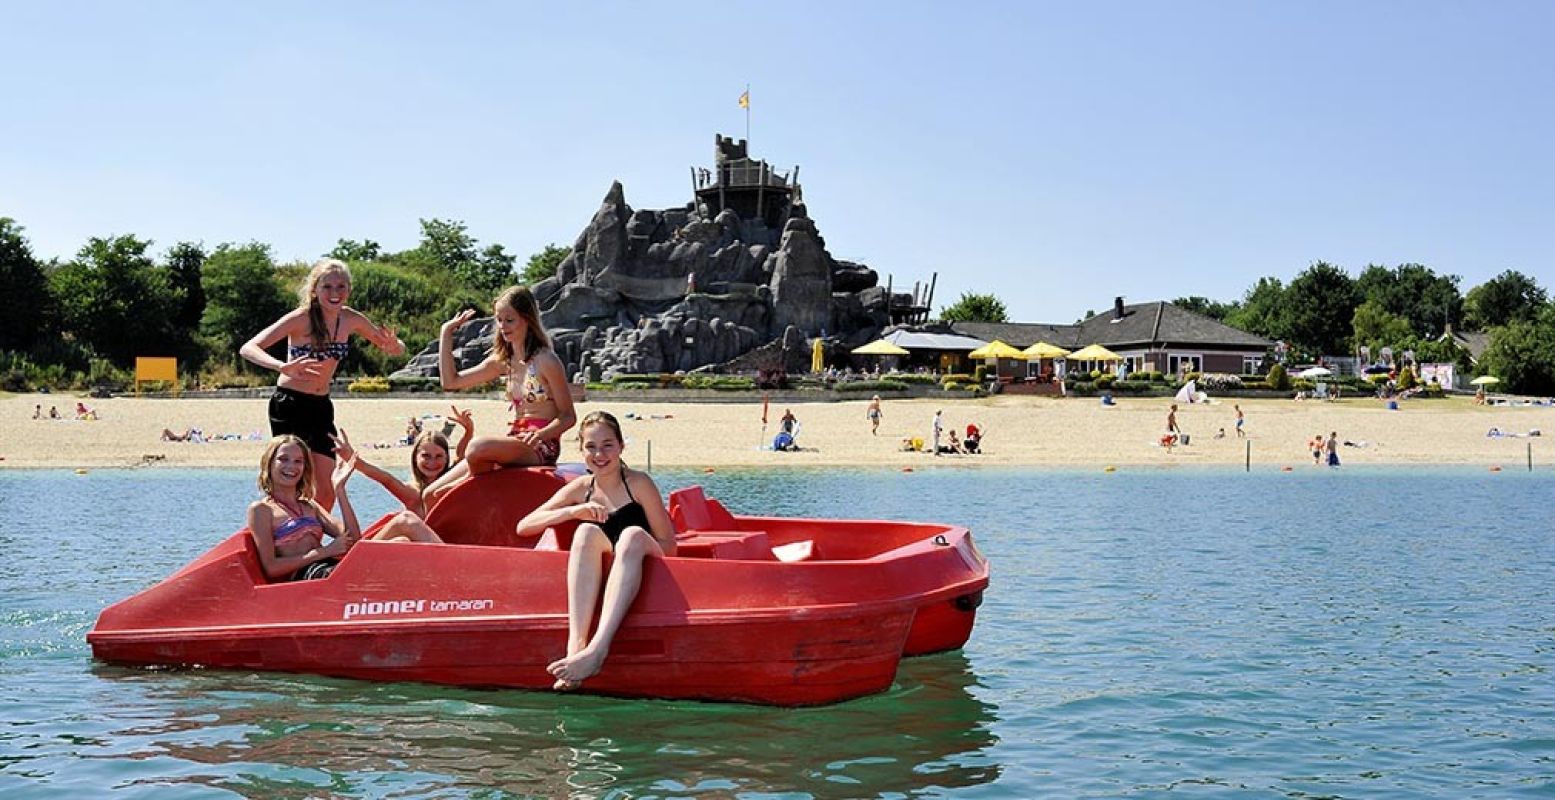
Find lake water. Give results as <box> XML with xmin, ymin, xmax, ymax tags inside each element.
<box><xmin>3</xmin><ymin>466</ymin><xmax>1554</xmax><ymax>798</ymax></box>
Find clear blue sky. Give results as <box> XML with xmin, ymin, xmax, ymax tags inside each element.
<box><xmin>4</xmin><ymin>2</ymin><xmax>1552</xmax><ymax>322</ymax></box>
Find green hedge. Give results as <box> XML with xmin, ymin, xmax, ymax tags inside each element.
<box><xmin>837</xmin><ymin>379</ymin><xmax>909</xmax><ymax>393</ymax></box>
<box><xmin>884</xmin><ymin>372</ymin><xmax>938</xmax><ymax>385</ymax></box>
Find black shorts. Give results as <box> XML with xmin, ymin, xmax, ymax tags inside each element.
<box><xmin>269</xmin><ymin>386</ymin><xmax>337</xmax><ymax>458</ymax></box>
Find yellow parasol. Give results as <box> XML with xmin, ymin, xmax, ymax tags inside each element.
<box><xmin>1022</xmin><ymin>341</ymin><xmax>1071</xmax><ymax>359</ymax></box>
<box><xmin>1067</xmin><ymin>344</ymin><xmax>1123</xmax><ymax>362</ymax></box>
<box><xmin>967</xmin><ymin>339</ymin><xmax>1025</xmax><ymax>360</ymax></box>
<box><xmin>851</xmin><ymin>339</ymin><xmax>911</xmax><ymax>356</ymax></box>
<box><xmin>1470</xmin><ymin>375</ymin><xmax>1500</xmax><ymax>386</ymax></box>
<box><xmin>812</xmin><ymin>338</ymin><xmax>825</xmax><ymax>373</ymax></box>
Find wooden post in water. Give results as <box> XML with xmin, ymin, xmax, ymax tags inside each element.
<box><xmin>1245</xmin><ymin>440</ymin><xmax>1251</xmax><ymax>472</ymax></box>
<box><xmin>1529</xmin><ymin>441</ymin><xmax>1533</xmax><ymax>472</ymax></box>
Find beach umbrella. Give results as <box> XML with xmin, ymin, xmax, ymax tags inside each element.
<box><xmin>1298</xmin><ymin>366</ymin><xmax>1333</xmax><ymax>378</ymax></box>
<box><xmin>1470</xmin><ymin>376</ymin><xmax>1500</xmax><ymax>386</ymax></box>
<box><xmin>1022</xmin><ymin>341</ymin><xmax>1070</xmax><ymax>359</ymax></box>
<box><xmin>811</xmin><ymin>338</ymin><xmax>825</xmax><ymax>373</ymax></box>
<box><xmin>851</xmin><ymin>339</ymin><xmax>911</xmax><ymax>356</ymax></box>
<box><xmin>1067</xmin><ymin>344</ymin><xmax>1123</xmax><ymax>362</ymax></box>
<box><xmin>967</xmin><ymin>340</ymin><xmax>1025</xmax><ymax>360</ymax></box>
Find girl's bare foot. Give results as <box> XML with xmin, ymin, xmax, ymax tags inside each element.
<box><xmin>547</xmin><ymin>647</ymin><xmax>607</xmax><ymax>690</ymax></box>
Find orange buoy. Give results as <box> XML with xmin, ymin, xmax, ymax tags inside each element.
<box><xmin>1281</xmin><ymin>466</ymin><xmax>1293</xmax><ymax>472</ymax></box>
<box><xmin>1490</xmin><ymin>465</ymin><xmax>1502</xmax><ymax>472</ymax></box>
<box><xmin>902</xmin><ymin>467</ymin><xmax>914</xmax><ymax>473</ymax></box>
<box><xmin>703</xmin><ymin>467</ymin><xmax>715</xmax><ymax>474</ymax></box>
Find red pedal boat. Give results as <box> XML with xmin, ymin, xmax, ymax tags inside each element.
<box><xmin>88</xmin><ymin>469</ymin><xmax>988</xmax><ymax>705</ymax></box>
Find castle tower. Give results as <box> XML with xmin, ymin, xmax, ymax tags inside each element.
<box><xmin>691</xmin><ymin>134</ymin><xmax>800</xmax><ymax>229</ymax></box>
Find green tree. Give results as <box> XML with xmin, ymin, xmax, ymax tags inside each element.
<box><xmin>346</xmin><ymin>260</ymin><xmax>486</xmax><ymax>375</ymax></box>
<box><xmin>474</xmin><ymin>243</ymin><xmax>517</xmax><ymax>292</ymax></box>
<box><xmin>1351</xmin><ymin>300</ymin><xmax>1415</xmax><ymax>356</ymax></box>
<box><xmin>1223</xmin><ymin>277</ymin><xmax>1288</xmax><ymax>340</ymax></box>
<box><xmin>939</xmin><ymin>292</ymin><xmax>1009</xmax><ymax>323</ymax></box>
<box><xmin>1172</xmin><ymin>296</ymin><xmax>1238</xmax><ymax>322</ymax></box>
<box><xmin>522</xmin><ymin>244</ymin><xmax>571</xmax><ymax>284</ymax></box>
<box><xmin>51</xmin><ymin>235</ymin><xmax>184</xmax><ymax>366</ymax></box>
<box><xmin>1354</xmin><ymin>263</ymin><xmax>1463</xmax><ymax>338</ymax></box>
<box><xmin>396</xmin><ymin>218</ymin><xmax>514</xmax><ymax>294</ymax></box>
<box><xmin>329</xmin><ymin>239</ymin><xmax>382</xmax><ymax>262</ymax></box>
<box><xmin>1282</xmin><ymin>261</ymin><xmax>1358</xmax><ymax>357</ymax></box>
<box><xmin>164</xmin><ymin>241</ymin><xmax>207</xmax><ymax>332</ymax></box>
<box><xmin>0</xmin><ymin>218</ymin><xmax>56</xmax><ymax>354</ymax></box>
<box><xmin>1479</xmin><ymin>306</ymin><xmax>1555</xmax><ymax>395</ymax></box>
<box><xmin>201</xmin><ymin>242</ymin><xmax>291</xmax><ymax>363</ymax></box>
<box><xmin>1463</xmin><ymin>270</ymin><xmax>1548</xmax><ymax>330</ymax></box>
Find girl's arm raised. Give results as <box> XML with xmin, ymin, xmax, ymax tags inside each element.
<box><xmin>345</xmin><ymin>308</ymin><xmax>405</xmax><ymax>356</ymax></box>
<box><xmin>437</xmin><ymin>310</ymin><xmax>504</xmax><ymax>391</ymax></box>
<box><xmin>331</xmin><ymin>430</ymin><xmax>420</xmax><ymax>510</ymax></box>
<box><xmin>324</xmin><ymin>452</ymin><xmax>363</xmax><ymax>547</ymax></box>
<box><xmin>449</xmin><ymin>405</ymin><xmax>475</xmax><ymax>463</ymax></box>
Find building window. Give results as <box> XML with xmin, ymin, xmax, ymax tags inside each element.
<box><xmin>1242</xmin><ymin>355</ymin><xmax>1262</xmax><ymax>374</ymax></box>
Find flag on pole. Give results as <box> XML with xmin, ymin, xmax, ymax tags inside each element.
<box><xmin>738</xmin><ymin>89</ymin><xmax>750</xmax><ymax>109</ymax></box>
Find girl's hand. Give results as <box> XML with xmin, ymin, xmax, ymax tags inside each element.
<box><xmin>331</xmin><ymin>443</ymin><xmax>358</xmax><ymax>488</ymax></box>
<box><xmin>278</xmin><ymin>355</ymin><xmax>327</xmax><ymax>380</ymax></box>
<box><xmin>516</xmin><ymin>428</ymin><xmax>540</xmax><ymax>447</ymax></box>
<box><xmin>573</xmin><ymin>502</ymin><xmax>608</xmax><ymax>523</ymax></box>
<box><xmin>328</xmin><ymin>429</ymin><xmax>356</xmax><ymax>464</ymax></box>
<box><xmin>382</xmin><ymin>327</ymin><xmax>406</xmax><ymax>356</ymax></box>
<box><xmin>450</xmin><ymin>405</ymin><xmax>474</xmax><ymax>433</ymax></box>
<box><xmin>440</xmin><ymin>309</ymin><xmax>477</xmax><ymax>337</ymax></box>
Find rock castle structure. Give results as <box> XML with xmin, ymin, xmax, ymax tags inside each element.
<box><xmin>397</xmin><ymin>135</ymin><xmax>916</xmax><ymax>382</ymax></box>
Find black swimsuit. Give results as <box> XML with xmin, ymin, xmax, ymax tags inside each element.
<box><xmin>585</xmin><ymin>472</ymin><xmax>651</xmax><ymax>544</ymax></box>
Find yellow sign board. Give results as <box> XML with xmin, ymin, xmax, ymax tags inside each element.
<box><xmin>135</xmin><ymin>357</ymin><xmax>178</xmax><ymax>397</ymax></box>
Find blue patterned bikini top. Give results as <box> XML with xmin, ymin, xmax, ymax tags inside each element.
<box><xmin>288</xmin><ymin>316</ymin><xmax>348</xmax><ymax>361</ymax></box>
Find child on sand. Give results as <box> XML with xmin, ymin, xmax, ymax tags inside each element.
<box><xmin>241</xmin><ymin>259</ymin><xmax>406</xmax><ymax>511</ymax></box>
<box><xmin>516</xmin><ymin>411</ymin><xmax>676</xmax><ymax>691</ymax></box>
<box><xmin>423</xmin><ymin>286</ymin><xmax>576</xmax><ymax>508</ymax></box>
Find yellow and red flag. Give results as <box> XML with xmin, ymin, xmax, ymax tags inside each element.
<box><xmin>738</xmin><ymin>90</ymin><xmax>750</xmax><ymax>109</ymax></box>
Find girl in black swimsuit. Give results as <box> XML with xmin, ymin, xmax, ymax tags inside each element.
<box><xmin>516</xmin><ymin>411</ymin><xmax>676</xmax><ymax>691</ymax></box>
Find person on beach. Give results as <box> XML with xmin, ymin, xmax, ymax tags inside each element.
<box><xmin>932</xmin><ymin>409</ymin><xmax>944</xmax><ymax>456</ymax></box>
<box><xmin>1234</xmin><ymin>404</ymin><xmax>1245</xmax><ymax>438</ymax></box>
<box><xmin>1167</xmin><ymin>404</ymin><xmax>1180</xmax><ymax>436</ymax></box>
<box><xmin>1326</xmin><ymin>431</ymin><xmax>1341</xmax><ymax>467</ymax></box>
<box><xmin>48</xmin><ymin>406</ymin><xmax>60</xmax><ymax>419</ymax></box>
<box><xmin>866</xmin><ymin>395</ymin><xmax>883</xmax><ymax>435</ymax></box>
<box><xmin>516</xmin><ymin>411</ymin><xmax>676</xmax><ymax>691</ymax></box>
<box><xmin>32</xmin><ymin>404</ymin><xmax>41</xmax><ymax>420</ymax></box>
<box><xmin>422</xmin><ymin>286</ymin><xmax>576</xmax><ymax>508</ymax></box>
<box><xmin>964</xmin><ymin>422</ymin><xmax>983</xmax><ymax>454</ymax></box>
<box><xmin>240</xmin><ymin>258</ymin><xmax>406</xmax><ymax>512</ymax></box>
<box><xmin>330</xmin><ymin>415</ymin><xmax>471</xmax><ymax>516</ymax></box>
<box><xmin>1310</xmin><ymin>433</ymin><xmax>1324</xmax><ymax>466</ymax></box>
<box><xmin>780</xmin><ymin>408</ymin><xmax>798</xmax><ymax>435</ymax></box>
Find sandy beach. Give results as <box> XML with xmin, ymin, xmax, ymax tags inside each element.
<box><xmin>3</xmin><ymin>391</ymin><xmax>1550</xmax><ymax>471</ymax></box>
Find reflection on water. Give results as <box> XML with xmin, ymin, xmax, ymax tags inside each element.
<box><xmin>81</xmin><ymin>652</ymin><xmax>998</xmax><ymax>797</ymax></box>
<box><xmin>9</xmin><ymin>467</ymin><xmax>1555</xmax><ymax>797</ymax></box>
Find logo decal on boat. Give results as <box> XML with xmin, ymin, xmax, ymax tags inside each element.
<box><xmin>343</xmin><ymin>598</ymin><xmax>494</xmax><ymax>620</ymax></box>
